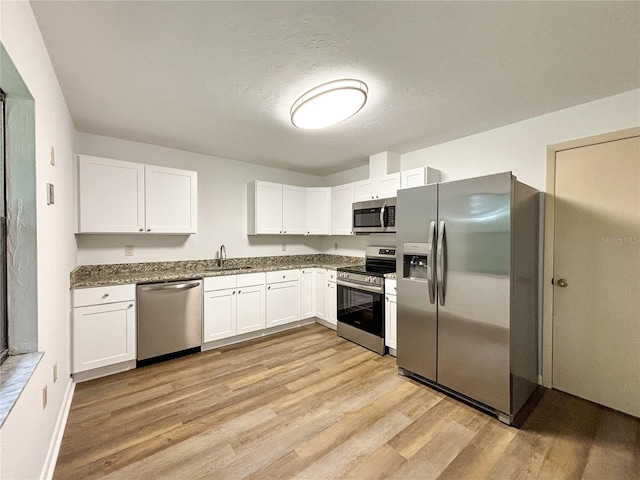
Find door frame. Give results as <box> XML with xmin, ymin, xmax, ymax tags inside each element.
<box><xmin>542</xmin><ymin>126</ymin><xmax>640</xmax><ymax>387</ymax></box>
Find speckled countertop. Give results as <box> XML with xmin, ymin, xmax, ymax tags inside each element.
<box><xmin>71</xmin><ymin>254</ymin><xmax>364</xmax><ymax>288</ymax></box>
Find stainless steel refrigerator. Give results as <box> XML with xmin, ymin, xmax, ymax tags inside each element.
<box><xmin>396</xmin><ymin>172</ymin><xmax>539</xmax><ymax>424</ymax></box>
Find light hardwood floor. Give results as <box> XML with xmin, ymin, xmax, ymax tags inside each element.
<box><xmin>54</xmin><ymin>323</ymin><xmax>640</xmax><ymax>479</ymax></box>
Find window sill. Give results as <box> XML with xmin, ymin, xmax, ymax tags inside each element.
<box><xmin>0</xmin><ymin>352</ymin><xmax>43</xmax><ymax>428</ymax></box>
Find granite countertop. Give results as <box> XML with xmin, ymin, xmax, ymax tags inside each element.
<box><xmin>71</xmin><ymin>254</ymin><xmax>364</xmax><ymax>288</ymax></box>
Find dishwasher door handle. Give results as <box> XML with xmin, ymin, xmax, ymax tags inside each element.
<box><xmin>140</xmin><ymin>281</ymin><xmax>201</xmax><ymax>292</ymax></box>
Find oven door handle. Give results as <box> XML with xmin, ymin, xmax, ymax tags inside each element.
<box><xmin>337</xmin><ymin>279</ymin><xmax>384</xmax><ymax>294</ymax></box>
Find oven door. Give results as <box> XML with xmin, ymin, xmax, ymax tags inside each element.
<box><xmin>337</xmin><ymin>281</ymin><xmax>385</xmax><ymax>338</ymax></box>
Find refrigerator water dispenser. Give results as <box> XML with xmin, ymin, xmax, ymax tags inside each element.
<box><xmin>402</xmin><ymin>243</ymin><xmax>430</xmax><ymax>280</ymax></box>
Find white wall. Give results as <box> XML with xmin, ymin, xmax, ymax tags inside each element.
<box><xmin>75</xmin><ymin>133</ymin><xmax>327</xmax><ymax>265</ymax></box>
<box><xmin>0</xmin><ymin>2</ymin><xmax>77</xmax><ymax>480</ymax></box>
<box><xmin>400</xmin><ymin>89</ymin><xmax>640</xmax><ymax>190</ymax></box>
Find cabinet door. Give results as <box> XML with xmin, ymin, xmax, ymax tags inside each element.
<box><xmin>331</xmin><ymin>184</ymin><xmax>355</xmax><ymax>235</ymax></box>
<box><xmin>255</xmin><ymin>181</ymin><xmax>283</xmax><ymax>234</ymax></box>
<box><xmin>145</xmin><ymin>165</ymin><xmax>198</xmax><ymax>234</ymax></box>
<box><xmin>385</xmin><ymin>295</ymin><xmax>397</xmax><ymax>351</ymax></box>
<box><xmin>377</xmin><ymin>173</ymin><xmax>401</xmax><ymax>199</ymax></box>
<box><xmin>305</xmin><ymin>188</ymin><xmax>331</xmax><ymax>235</ymax></box>
<box><xmin>203</xmin><ymin>288</ymin><xmax>236</xmax><ymax>342</ymax></box>
<box><xmin>401</xmin><ymin>167</ymin><xmax>426</xmax><ymax>190</ymax></box>
<box><xmin>266</xmin><ymin>281</ymin><xmax>300</xmax><ymax>327</ymax></box>
<box><xmin>314</xmin><ymin>269</ymin><xmax>328</xmax><ymax>320</ymax></box>
<box><xmin>236</xmin><ymin>285</ymin><xmax>265</xmax><ymax>334</ymax></box>
<box><xmin>282</xmin><ymin>185</ymin><xmax>305</xmax><ymax>235</ymax></box>
<box><xmin>300</xmin><ymin>269</ymin><xmax>315</xmax><ymax>319</ymax></box>
<box><xmin>73</xmin><ymin>301</ymin><xmax>136</xmax><ymax>373</ymax></box>
<box><xmin>77</xmin><ymin>155</ymin><xmax>144</xmax><ymax>233</ymax></box>
<box><xmin>354</xmin><ymin>179</ymin><xmax>376</xmax><ymax>202</ymax></box>
<box><xmin>327</xmin><ymin>281</ymin><xmax>338</xmax><ymax>326</ymax></box>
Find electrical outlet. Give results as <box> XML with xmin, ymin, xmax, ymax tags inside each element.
<box><xmin>125</xmin><ymin>245</ymin><xmax>134</xmax><ymax>256</ymax></box>
<box><xmin>42</xmin><ymin>385</ymin><xmax>48</xmax><ymax>409</ymax></box>
<box><xmin>281</xmin><ymin>243</ymin><xmax>286</xmax><ymax>252</ymax></box>
<box><xmin>53</xmin><ymin>362</ymin><xmax>58</xmax><ymax>383</ymax></box>
<box><xmin>334</xmin><ymin>242</ymin><xmax>338</xmax><ymax>250</ymax></box>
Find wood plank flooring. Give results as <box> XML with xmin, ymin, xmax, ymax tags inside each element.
<box><xmin>54</xmin><ymin>323</ymin><xmax>640</xmax><ymax>480</ymax></box>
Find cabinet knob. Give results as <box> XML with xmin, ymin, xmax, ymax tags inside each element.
<box><xmin>284</xmin><ymin>230</ymin><xmax>287</xmax><ymax>234</ymax></box>
<box><xmin>307</xmin><ymin>231</ymin><xmax>310</xmax><ymax>234</ymax></box>
<box><xmin>238</xmin><ymin>290</ymin><xmax>241</xmax><ymax>294</ymax></box>
<box><xmin>233</xmin><ymin>291</ymin><xmax>236</xmax><ymax>295</ymax></box>
<box><xmin>268</xmin><ymin>286</ymin><xmax>271</xmax><ymax>290</ymax></box>
<box><xmin>128</xmin><ymin>303</ymin><xmax>134</xmax><ymax>309</ymax></box>
<box><xmin>102</xmin><ymin>293</ymin><xmax>109</xmax><ymax>299</ymax></box>
<box><xmin>280</xmin><ymin>231</ymin><xmax>282</xmax><ymax>234</ymax></box>
<box><xmin>386</xmin><ymin>297</ymin><xmax>389</xmax><ymax>302</ymax></box>
<box><xmin>146</xmin><ymin>228</ymin><xmax>151</xmax><ymax>232</ymax></box>
<box><xmin>138</xmin><ymin>228</ymin><xmax>143</xmax><ymax>232</ymax></box>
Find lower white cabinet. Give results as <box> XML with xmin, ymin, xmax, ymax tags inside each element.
<box><xmin>300</xmin><ymin>268</ymin><xmax>315</xmax><ymax>319</ymax></box>
<box><xmin>314</xmin><ymin>269</ymin><xmax>328</xmax><ymax>320</ymax></box>
<box><xmin>72</xmin><ymin>284</ymin><xmax>136</xmax><ymax>374</ymax></box>
<box><xmin>203</xmin><ymin>273</ymin><xmax>266</xmax><ymax>342</ymax></box>
<box><xmin>266</xmin><ymin>281</ymin><xmax>300</xmax><ymax>327</ymax></box>
<box><xmin>385</xmin><ymin>279</ymin><xmax>397</xmax><ymax>353</ymax></box>
<box><xmin>327</xmin><ymin>270</ymin><xmax>337</xmax><ymax>326</ymax></box>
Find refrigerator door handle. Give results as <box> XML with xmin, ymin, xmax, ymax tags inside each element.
<box><xmin>427</xmin><ymin>220</ymin><xmax>436</xmax><ymax>304</ymax></box>
<box><xmin>436</xmin><ymin>220</ymin><xmax>446</xmax><ymax>306</ymax></box>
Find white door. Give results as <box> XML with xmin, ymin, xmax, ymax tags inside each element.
<box><xmin>266</xmin><ymin>282</ymin><xmax>300</xmax><ymax>327</ymax></box>
<box><xmin>354</xmin><ymin>179</ymin><xmax>376</xmax><ymax>202</ymax></box>
<box><xmin>376</xmin><ymin>173</ymin><xmax>401</xmax><ymax>199</ymax></box>
<box><xmin>553</xmin><ymin>136</ymin><xmax>640</xmax><ymax>417</ymax></box>
<box><xmin>305</xmin><ymin>188</ymin><xmax>331</xmax><ymax>235</ymax></box>
<box><xmin>331</xmin><ymin>184</ymin><xmax>355</xmax><ymax>235</ymax></box>
<box><xmin>236</xmin><ymin>285</ymin><xmax>265</xmax><ymax>334</ymax></box>
<box><xmin>73</xmin><ymin>301</ymin><xmax>136</xmax><ymax>373</ymax></box>
<box><xmin>282</xmin><ymin>185</ymin><xmax>306</xmax><ymax>234</ymax></box>
<box><xmin>327</xmin><ymin>281</ymin><xmax>338</xmax><ymax>326</ymax></box>
<box><xmin>385</xmin><ymin>294</ymin><xmax>397</xmax><ymax>351</ymax></box>
<box><xmin>255</xmin><ymin>181</ymin><xmax>283</xmax><ymax>234</ymax></box>
<box><xmin>203</xmin><ymin>288</ymin><xmax>236</xmax><ymax>342</ymax></box>
<box><xmin>401</xmin><ymin>167</ymin><xmax>426</xmax><ymax>189</ymax></box>
<box><xmin>145</xmin><ymin>165</ymin><xmax>197</xmax><ymax>234</ymax></box>
<box><xmin>77</xmin><ymin>155</ymin><xmax>144</xmax><ymax>233</ymax></box>
<box><xmin>314</xmin><ymin>269</ymin><xmax>328</xmax><ymax>320</ymax></box>
<box><xmin>299</xmin><ymin>269</ymin><xmax>314</xmax><ymax>319</ymax></box>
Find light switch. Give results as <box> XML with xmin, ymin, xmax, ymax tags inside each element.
<box><xmin>125</xmin><ymin>245</ymin><xmax>134</xmax><ymax>256</ymax></box>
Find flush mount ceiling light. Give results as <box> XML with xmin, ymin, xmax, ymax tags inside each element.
<box><xmin>290</xmin><ymin>79</ymin><xmax>368</xmax><ymax>129</ymax></box>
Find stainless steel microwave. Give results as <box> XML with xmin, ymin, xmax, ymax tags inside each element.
<box><xmin>352</xmin><ymin>198</ymin><xmax>396</xmax><ymax>234</ymax></box>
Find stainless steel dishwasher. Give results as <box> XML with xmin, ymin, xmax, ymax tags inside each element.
<box><xmin>137</xmin><ymin>279</ymin><xmax>202</xmax><ymax>362</ymax></box>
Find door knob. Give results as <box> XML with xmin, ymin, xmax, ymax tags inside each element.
<box><xmin>557</xmin><ymin>278</ymin><xmax>568</xmax><ymax>288</ymax></box>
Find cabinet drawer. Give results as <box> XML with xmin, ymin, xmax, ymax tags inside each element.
<box><xmin>74</xmin><ymin>284</ymin><xmax>136</xmax><ymax>307</ymax></box>
<box><xmin>327</xmin><ymin>270</ymin><xmax>337</xmax><ymax>283</ymax></box>
<box><xmin>266</xmin><ymin>269</ymin><xmax>300</xmax><ymax>284</ymax></box>
<box><xmin>385</xmin><ymin>279</ymin><xmax>397</xmax><ymax>294</ymax></box>
<box><xmin>204</xmin><ymin>275</ymin><xmax>236</xmax><ymax>291</ymax></box>
<box><xmin>236</xmin><ymin>272</ymin><xmax>266</xmax><ymax>288</ymax></box>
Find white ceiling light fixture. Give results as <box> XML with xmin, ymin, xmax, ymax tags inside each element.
<box><xmin>291</xmin><ymin>79</ymin><xmax>368</xmax><ymax>129</ymax></box>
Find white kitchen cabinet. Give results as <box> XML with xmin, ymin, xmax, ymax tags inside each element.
<box><xmin>145</xmin><ymin>164</ymin><xmax>197</xmax><ymax>234</ymax></box>
<box><xmin>266</xmin><ymin>270</ymin><xmax>300</xmax><ymax>327</ymax></box>
<box><xmin>385</xmin><ymin>279</ymin><xmax>397</xmax><ymax>354</ymax></box>
<box><xmin>72</xmin><ymin>284</ymin><xmax>136</xmax><ymax>373</ymax></box>
<box><xmin>314</xmin><ymin>269</ymin><xmax>328</xmax><ymax>320</ymax></box>
<box><xmin>248</xmin><ymin>181</ymin><xmax>305</xmax><ymax>235</ymax></box>
<box><xmin>305</xmin><ymin>188</ymin><xmax>331</xmax><ymax>235</ymax></box>
<box><xmin>400</xmin><ymin>167</ymin><xmax>441</xmax><ymax>190</ymax></box>
<box><xmin>300</xmin><ymin>268</ymin><xmax>315</xmax><ymax>319</ymax></box>
<box><xmin>203</xmin><ymin>273</ymin><xmax>266</xmax><ymax>342</ymax></box>
<box><xmin>354</xmin><ymin>173</ymin><xmax>401</xmax><ymax>202</ymax></box>
<box><xmin>331</xmin><ymin>183</ymin><xmax>355</xmax><ymax>235</ymax></box>
<box><xmin>77</xmin><ymin>155</ymin><xmax>197</xmax><ymax>234</ymax></box>
<box><xmin>327</xmin><ymin>270</ymin><xmax>338</xmax><ymax>326</ymax></box>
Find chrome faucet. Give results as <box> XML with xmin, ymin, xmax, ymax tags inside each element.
<box><xmin>218</xmin><ymin>244</ymin><xmax>226</xmax><ymax>268</ymax></box>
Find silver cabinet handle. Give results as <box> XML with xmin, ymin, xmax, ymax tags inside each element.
<box><xmin>557</xmin><ymin>279</ymin><xmax>568</xmax><ymax>288</ymax></box>
<box><xmin>427</xmin><ymin>220</ymin><xmax>436</xmax><ymax>305</ymax></box>
<box><xmin>146</xmin><ymin>228</ymin><xmax>151</xmax><ymax>232</ymax></box>
<box><xmin>138</xmin><ymin>228</ymin><xmax>143</xmax><ymax>232</ymax></box>
<box><xmin>436</xmin><ymin>220</ymin><xmax>446</xmax><ymax>306</ymax></box>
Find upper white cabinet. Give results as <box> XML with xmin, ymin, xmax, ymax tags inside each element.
<box><xmin>248</xmin><ymin>181</ymin><xmax>305</xmax><ymax>235</ymax></box>
<box><xmin>354</xmin><ymin>173</ymin><xmax>401</xmax><ymax>202</ymax></box>
<box><xmin>77</xmin><ymin>155</ymin><xmax>197</xmax><ymax>234</ymax></box>
<box><xmin>400</xmin><ymin>167</ymin><xmax>441</xmax><ymax>190</ymax></box>
<box><xmin>331</xmin><ymin>183</ymin><xmax>354</xmax><ymax>236</ymax></box>
<box><xmin>305</xmin><ymin>188</ymin><xmax>331</xmax><ymax>235</ymax></box>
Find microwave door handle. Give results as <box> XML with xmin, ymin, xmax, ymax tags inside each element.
<box><xmin>380</xmin><ymin>202</ymin><xmax>386</xmax><ymax>227</ymax></box>
<box><xmin>436</xmin><ymin>220</ymin><xmax>446</xmax><ymax>306</ymax></box>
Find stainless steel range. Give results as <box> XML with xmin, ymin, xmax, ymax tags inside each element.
<box><xmin>336</xmin><ymin>246</ymin><xmax>396</xmax><ymax>355</ymax></box>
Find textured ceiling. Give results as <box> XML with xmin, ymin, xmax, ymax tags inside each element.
<box><xmin>31</xmin><ymin>1</ymin><xmax>640</xmax><ymax>176</ymax></box>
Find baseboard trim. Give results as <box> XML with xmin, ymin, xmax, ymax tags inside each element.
<box><xmin>41</xmin><ymin>378</ymin><xmax>75</xmax><ymax>480</ymax></box>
